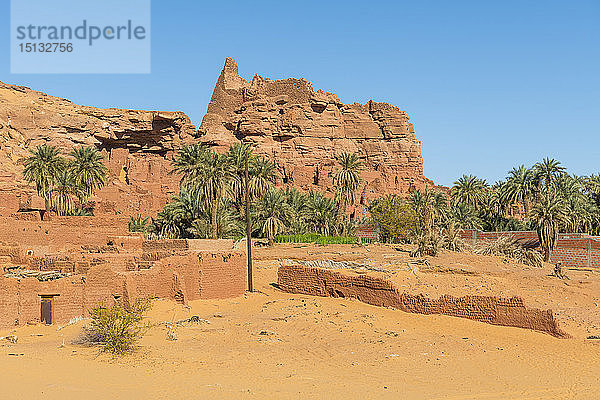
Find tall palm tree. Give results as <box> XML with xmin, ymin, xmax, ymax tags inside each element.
<box><xmin>52</xmin><ymin>169</ymin><xmax>76</xmax><ymax>216</ymax></box>
<box><xmin>533</xmin><ymin>157</ymin><xmax>565</xmax><ymax>193</ymax></box>
<box><xmin>333</xmin><ymin>152</ymin><xmax>363</xmax><ymax>224</ymax></box>
<box><xmin>227</xmin><ymin>142</ymin><xmax>252</xmax><ymax>214</ymax></box>
<box><xmin>451</xmin><ymin>175</ymin><xmax>488</xmax><ymax>209</ymax></box>
<box><xmin>23</xmin><ymin>144</ymin><xmax>66</xmax><ymax>211</ymax></box>
<box><xmin>172</xmin><ymin>143</ymin><xmax>209</xmax><ymax>185</ymax></box>
<box><xmin>501</xmin><ymin>165</ymin><xmax>535</xmax><ymax>216</ymax></box>
<box><xmin>303</xmin><ymin>191</ymin><xmax>338</xmax><ymax>235</ymax></box>
<box><xmin>69</xmin><ymin>146</ymin><xmax>107</xmax><ymax>204</ymax></box>
<box><xmin>530</xmin><ymin>190</ymin><xmax>567</xmax><ymax>262</ymax></box>
<box><xmin>255</xmin><ymin>190</ymin><xmax>292</xmax><ymax>246</ymax></box>
<box><xmin>190</xmin><ymin>151</ymin><xmax>234</xmax><ymax>239</ymax></box>
<box><xmin>249</xmin><ymin>156</ymin><xmax>277</xmax><ymax>199</ymax></box>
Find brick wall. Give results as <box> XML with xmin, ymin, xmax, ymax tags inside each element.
<box><xmin>277</xmin><ymin>264</ymin><xmax>567</xmax><ymax>338</ymax></box>
<box><xmin>0</xmin><ymin>250</ymin><xmax>246</xmax><ymax>328</ymax></box>
<box><xmin>459</xmin><ymin>229</ymin><xmax>600</xmax><ymax>268</ymax></box>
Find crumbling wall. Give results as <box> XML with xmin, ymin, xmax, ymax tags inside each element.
<box><xmin>459</xmin><ymin>229</ymin><xmax>600</xmax><ymax>268</ymax></box>
<box><xmin>277</xmin><ymin>265</ymin><xmax>567</xmax><ymax>338</ymax></box>
<box><xmin>0</xmin><ymin>250</ymin><xmax>246</xmax><ymax>328</ymax></box>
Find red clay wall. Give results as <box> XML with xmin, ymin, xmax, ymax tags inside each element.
<box><xmin>277</xmin><ymin>265</ymin><xmax>567</xmax><ymax>338</ymax></box>
<box><xmin>0</xmin><ymin>250</ymin><xmax>246</xmax><ymax>328</ymax></box>
<box><xmin>459</xmin><ymin>229</ymin><xmax>600</xmax><ymax>269</ymax></box>
<box><xmin>0</xmin><ymin>216</ymin><xmax>130</xmax><ymax>254</ymax></box>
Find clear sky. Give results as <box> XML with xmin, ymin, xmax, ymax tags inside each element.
<box><xmin>1</xmin><ymin>0</ymin><xmax>598</xmax><ymax>187</ymax></box>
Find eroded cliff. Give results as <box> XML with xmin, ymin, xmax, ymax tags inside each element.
<box><xmin>199</xmin><ymin>58</ymin><xmax>432</xmax><ymax>198</ymax></box>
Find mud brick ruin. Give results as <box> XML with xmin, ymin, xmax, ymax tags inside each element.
<box><xmin>0</xmin><ymin>216</ymin><xmax>245</xmax><ymax>327</ymax></box>
<box><xmin>278</xmin><ymin>264</ymin><xmax>567</xmax><ymax>338</ymax></box>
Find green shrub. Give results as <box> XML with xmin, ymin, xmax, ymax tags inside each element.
<box><xmin>275</xmin><ymin>234</ymin><xmax>357</xmax><ymax>245</ymax></box>
<box><xmin>84</xmin><ymin>299</ymin><xmax>151</xmax><ymax>355</ymax></box>
<box><xmin>128</xmin><ymin>215</ymin><xmax>149</xmax><ymax>232</ymax></box>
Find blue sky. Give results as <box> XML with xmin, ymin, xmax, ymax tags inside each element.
<box><xmin>1</xmin><ymin>0</ymin><xmax>598</xmax><ymax>187</ymax></box>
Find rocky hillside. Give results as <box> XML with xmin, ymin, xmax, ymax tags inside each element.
<box><xmin>199</xmin><ymin>58</ymin><xmax>432</xmax><ymax>198</ymax></box>
<box><xmin>0</xmin><ymin>81</ymin><xmax>196</xmax><ymax>216</ymax></box>
<box><xmin>0</xmin><ymin>58</ymin><xmax>432</xmax><ymax>216</ymax></box>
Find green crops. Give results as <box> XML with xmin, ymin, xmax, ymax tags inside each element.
<box><xmin>275</xmin><ymin>234</ymin><xmax>357</xmax><ymax>244</ymax></box>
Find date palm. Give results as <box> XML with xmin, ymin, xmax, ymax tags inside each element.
<box><xmin>534</xmin><ymin>158</ymin><xmax>565</xmax><ymax>193</ymax></box>
<box><xmin>52</xmin><ymin>169</ymin><xmax>76</xmax><ymax>216</ymax></box>
<box><xmin>303</xmin><ymin>191</ymin><xmax>338</xmax><ymax>235</ymax></box>
<box><xmin>255</xmin><ymin>190</ymin><xmax>292</xmax><ymax>246</ymax></box>
<box><xmin>172</xmin><ymin>143</ymin><xmax>209</xmax><ymax>185</ymax></box>
<box><xmin>227</xmin><ymin>142</ymin><xmax>252</xmax><ymax>215</ymax></box>
<box><xmin>451</xmin><ymin>175</ymin><xmax>488</xmax><ymax>209</ymax></box>
<box><xmin>333</xmin><ymin>152</ymin><xmax>363</xmax><ymax>224</ymax></box>
<box><xmin>191</xmin><ymin>151</ymin><xmax>234</xmax><ymax>239</ymax></box>
<box><xmin>501</xmin><ymin>165</ymin><xmax>535</xmax><ymax>216</ymax></box>
<box><xmin>249</xmin><ymin>156</ymin><xmax>277</xmax><ymax>199</ymax></box>
<box><xmin>23</xmin><ymin>144</ymin><xmax>66</xmax><ymax>211</ymax></box>
<box><xmin>530</xmin><ymin>190</ymin><xmax>567</xmax><ymax>262</ymax></box>
<box><xmin>69</xmin><ymin>146</ymin><xmax>107</xmax><ymax>204</ymax></box>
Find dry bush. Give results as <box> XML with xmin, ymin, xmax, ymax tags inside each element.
<box><xmin>471</xmin><ymin>236</ymin><xmax>543</xmax><ymax>268</ymax></box>
<box><xmin>77</xmin><ymin>298</ymin><xmax>152</xmax><ymax>355</ymax></box>
<box><xmin>410</xmin><ymin>231</ymin><xmax>440</xmax><ymax>257</ymax></box>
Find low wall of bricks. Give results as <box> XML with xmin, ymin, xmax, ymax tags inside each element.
<box><xmin>277</xmin><ymin>264</ymin><xmax>567</xmax><ymax>338</ymax></box>
<box><xmin>0</xmin><ymin>250</ymin><xmax>246</xmax><ymax>328</ymax></box>
<box><xmin>459</xmin><ymin>229</ymin><xmax>600</xmax><ymax>268</ymax></box>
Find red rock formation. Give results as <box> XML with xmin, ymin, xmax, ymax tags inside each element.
<box><xmin>199</xmin><ymin>58</ymin><xmax>433</xmax><ymax>198</ymax></box>
<box><xmin>0</xmin><ymin>58</ymin><xmax>433</xmax><ymax>217</ymax></box>
<box><xmin>0</xmin><ymin>81</ymin><xmax>196</xmax><ymax>216</ymax></box>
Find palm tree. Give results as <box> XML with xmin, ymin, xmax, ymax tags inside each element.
<box><xmin>190</xmin><ymin>151</ymin><xmax>233</xmax><ymax>239</ymax></box>
<box><xmin>23</xmin><ymin>144</ymin><xmax>66</xmax><ymax>211</ymax></box>
<box><xmin>451</xmin><ymin>175</ymin><xmax>488</xmax><ymax>209</ymax></box>
<box><xmin>447</xmin><ymin>203</ymin><xmax>482</xmax><ymax>230</ymax></box>
<box><xmin>303</xmin><ymin>191</ymin><xmax>338</xmax><ymax>235</ymax></box>
<box><xmin>283</xmin><ymin>187</ymin><xmax>308</xmax><ymax>234</ymax></box>
<box><xmin>172</xmin><ymin>143</ymin><xmax>209</xmax><ymax>185</ymax></box>
<box><xmin>534</xmin><ymin>158</ymin><xmax>565</xmax><ymax>193</ymax></box>
<box><xmin>69</xmin><ymin>146</ymin><xmax>107</xmax><ymax>204</ymax></box>
<box><xmin>530</xmin><ymin>190</ymin><xmax>567</xmax><ymax>261</ymax></box>
<box><xmin>249</xmin><ymin>156</ymin><xmax>277</xmax><ymax>199</ymax></box>
<box><xmin>255</xmin><ymin>190</ymin><xmax>292</xmax><ymax>246</ymax></box>
<box><xmin>52</xmin><ymin>169</ymin><xmax>76</xmax><ymax>216</ymax></box>
<box><xmin>333</xmin><ymin>152</ymin><xmax>363</xmax><ymax>224</ymax></box>
<box><xmin>410</xmin><ymin>190</ymin><xmax>434</xmax><ymax>234</ymax></box>
<box><xmin>501</xmin><ymin>165</ymin><xmax>535</xmax><ymax>216</ymax></box>
<box><xmin>227</xmin><ymin>142</ymin><xmax>252</xmax><ymax>214</ymax></box>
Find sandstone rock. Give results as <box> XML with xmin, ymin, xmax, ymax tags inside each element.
<box><xmin>0</xmin><ymin>81</ymin><xmax>196</xmax><ymax>216</ymax></box>
<box><xmin>198</xmin><ymin>58</ymin><xmax>432</xmax><ymax>198</ymax></box>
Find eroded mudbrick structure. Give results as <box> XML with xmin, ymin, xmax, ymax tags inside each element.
<box><xmin>0</xmin><ymin>216</ymin><xmax>246</xmax><ymax>327</ymax></box>
<box><xmin>277</xmin><ymin>264</ymin><xmax>567</xmax><ymax>338</ymax></box>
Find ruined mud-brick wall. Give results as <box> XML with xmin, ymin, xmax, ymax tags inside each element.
<box><xmin>199</xmin><ymin>58</ymin><xmax>433</xmax><ymax>199</ymax></box>
<box><xmin>0</xmin><ymin>216</ymin><xmax>130</xmax><ymax>255</ymax></box>
<box><xmin>459</xmin><ymin>229</ymin><xmax>600</xmax><ymax>268</ymax></box>
<box><xmin>0</xmin><ymin>250</ymin><xmax>246</xmax><ymax>328</ymax></box>
<box><xmin>0</xmin><ymin>81</ymin><xmax>197</xmax><ymax>217</ymax></box>
<box><xmin>277</xmin><ymin>264</ymin><xmax>567</xmax><ymax>338</ymax></box>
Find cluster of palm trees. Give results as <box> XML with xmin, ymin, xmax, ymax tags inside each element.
<box><xmin>388</xmin><ymin>158</ymin><xmax>599</xmax><ymax>260</ymax></box>
<box><xmin>146</xmin><ymin>144</ymin><xmax>364</xmax><ymax>244</ymax></box>
<box><xmin>23</xmin><ymin>145</ymin><xmax>107</xmax><ymax>216</ymax></box>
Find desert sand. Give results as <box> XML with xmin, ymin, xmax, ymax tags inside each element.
<box><xmin>1</xmin><ymin>244</ymin><xmax>599</xmax><ymax>399</ymax></box>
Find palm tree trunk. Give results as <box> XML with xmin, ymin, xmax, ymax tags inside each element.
<box><xmin>211</xmin><ymin>199</ymin><xmax>218</xmax><ymax>239</ymax></box>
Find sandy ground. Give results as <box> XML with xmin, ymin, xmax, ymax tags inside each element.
<box><xmin>1</xmin><ymin>244</ymin><xmax>599</xmax><ymax>399</ymax></box>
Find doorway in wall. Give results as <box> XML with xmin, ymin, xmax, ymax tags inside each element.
<box><xmin>39</xmin><ymin>295</ymin><xmax>58</xmax><ymax>324</ymax></box>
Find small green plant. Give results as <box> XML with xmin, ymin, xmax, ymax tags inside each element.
<box><xmin>84</xmin><ymin>298</ymin><xmax>151</xmax><ymax>355</ymax></box>
<box><xmin>275</xmin><ymin>234</ymin><xmax>357</xmax><ymax>245</ymax></box>
<box><xmin>129</xmin><ymin>214</ymin><xmax>149</xmax><ymax>232</ymax></box>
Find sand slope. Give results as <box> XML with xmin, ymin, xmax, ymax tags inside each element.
<box><xmin>0</xmin><ymin>245</ymin><xmax>599</xmax><ymax>399</ymax></box>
